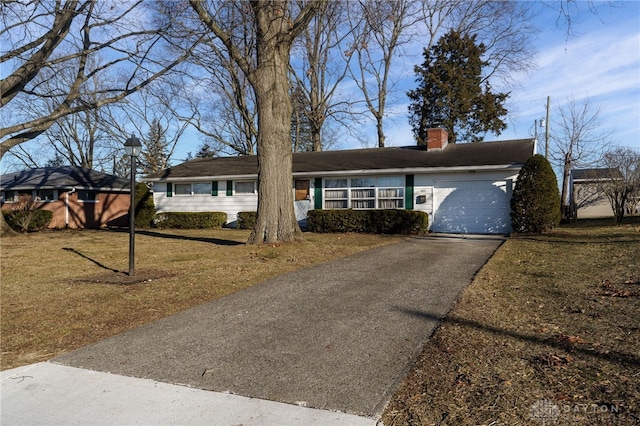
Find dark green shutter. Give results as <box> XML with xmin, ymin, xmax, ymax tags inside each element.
<box><xmin>226</xmin><ymin>180</ymin><xmax>233</xmax><ymax>196</ymax></box>
<box><xmin>405</xmin><ymin>175</ymin><xmax>414</xmax><ymax>210</ymax></box>
<box><xmin>314</xmin><ymin>178</ymin><xmax>322</xmax><ymax>209</ymax></box>
<box><xmin>167</xmin><ymin>182</ymin><xmax>173</xmax><ymax>197</ymax></box>
<box><xmin>212</xmin><ymin>181</ymin><xmax>218</xmax><ymax>196</ymax></box>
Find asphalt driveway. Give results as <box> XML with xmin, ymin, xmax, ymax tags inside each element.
<box><xmin>54</xmin><ymin>235</ymin><xmax>503</xmax><ymax>417</ymax></box>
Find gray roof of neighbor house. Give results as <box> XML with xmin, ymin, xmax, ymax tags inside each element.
<box><xmin>571</xmin><ymin>168</ymin><xmax>622</xmax><ymax>181</ymax></box>
<box><xmin>0</xmin><ymin>166</ymin><xmax>131</xmax><ymax>192</ymax></box>
<box><xmin>146</xmin><ymin>138</ymin><xmax>536</xmax><ymax>180</ymax></box>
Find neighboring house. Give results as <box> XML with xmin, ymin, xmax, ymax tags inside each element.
<box><xmin>569</xmin><ymin>168</ymin><xmax>620</xmax><ymax>219</ymax></box>
<box><xmin>146</xmin><ymin>129</ymin><xmax>535</xmax><ymax>234</ymax></box>
<box><xmin>1</xmin><ymin>166</ymin><xmax>131</xmax><ymax>229</ymax></box>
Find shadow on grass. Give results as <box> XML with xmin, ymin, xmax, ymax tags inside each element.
<box><xmin>62</xmin><ymin>247</ymin><xmax>121</xmax><ymax>273</ymax></box>
<box><xmin>106</xmin><ymin>228</ymin><xmax>244</xmax><ymax>246</ymax></box>
<box><xmin>136</xmin><ymin>230</ymin><xmax>245</xmax><ymax>246</ymax></box>
<box><xmin>394</xmin><ymin>306</ymin><xmax>640</xmax><ymax>368</ymax></box>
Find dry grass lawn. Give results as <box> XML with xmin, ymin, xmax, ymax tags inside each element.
<box><xmin>383</xmin><ymin>218</ymin><xmax>640</xmax><ymax>425</ymax></box>
<box><xmin>1</xmin><ymin>228</ymin><xmax>401</xmax><ymax>370</ymax></box>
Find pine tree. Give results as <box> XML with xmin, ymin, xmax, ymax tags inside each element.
<box><xmin>407</xmin><ymin>30</ymin><xmax>509</xmax><ymax>144</ymax></box>
<box><xmin>140</xmin><ymin>119</ymin><xmax>170</xmax><ymax>174</ymax></box>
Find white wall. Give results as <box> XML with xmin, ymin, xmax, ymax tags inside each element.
<box><xmin>152</xmin><ymin>182</ymin><xmax>257</xmax><ymax>224</ymax></box>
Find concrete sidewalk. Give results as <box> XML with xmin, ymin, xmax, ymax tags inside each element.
<box><xmin>1</xmin><ymin>363</ymin><xmax>375</xmax><ymax>425</ymax></box>
<box><xmin>1</xmin><ymin>236</ymin><xmax>503</xmax><ymax>425</ymax></box>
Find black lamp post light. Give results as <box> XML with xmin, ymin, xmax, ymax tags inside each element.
<box><xmin>124</xmin><ymin>135</ymin><xmax>142</xmax><ymax>276</ymax></box>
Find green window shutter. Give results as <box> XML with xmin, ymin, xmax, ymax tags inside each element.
<box><xmin>212</xmin><ymin>181</ymin><xmax>218</xmax><ymax>196</ymax></box>
<box><xmin>167</xmin><ymin>182</ymin><xmax>173</xmax><ymax>197</ymax></box>
<box><xmin>314</xmin><ymin>178</ymin><xmax>322</xmax><ymax>209</ymax></box>
<box><xmin>226</xmin><ymin>180</ymin><xmax>233</xmax><ymax>196</ymax></box>
<box><xmin>405</xmin><ymin>175</ymin><xmax>414</xmax><ymax>210</ymax></box>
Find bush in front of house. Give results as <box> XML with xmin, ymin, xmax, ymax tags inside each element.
<box><xmin>3</xmin><ymin>195</ymin><xmax>53</xmax><ymax>232</ymax></box>
<box><xmin>154</xmin><ymin>212</ymin><xmax>227</xmax><ymax>229</ymax></box>
<box><xmin>134</xmin><ymin>182</ymin><xmax>156</xmax><ymax>229</ymax></box>
<box><xmin>510</xmin><ymin>154</ymin><xmax>561</xmax><ymax>233</ymax></box>
<box><xmin>307</xmin><ymin>209</ymin><xmax>429</xmax><ymax>234</ymax></box>
<box><xmin>237</xmin><ymin>211</ymin><xmax>257</xmax><ymax>230</ymax></box>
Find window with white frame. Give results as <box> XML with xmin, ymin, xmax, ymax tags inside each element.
<box><xmin>235</xmin><ymin>181</ymin><xmax>256</xmax><ymax>195</ymax></box>
<box><xmin>174</xmin><ymin>182</ymin><xmax>212</xmax><ymax>195</ymax></box>
<box><xmin>324</xmin><ymin>179</ymin><xmax>348</xmax><ymax>208</ymax></box>
<box><xmin>77</xmin><ymin>190</ymin><xmax>97</xmax><ymax>202</ymax></box>
<box><xmin>323</xmin><ymin>176</ymin><xmax>404</xmax><ymax>209</ymax></box>
<box><xmin>35</xmin><ymin>189</ymin><xmax>57</xmax><ymax>202</ymax></box>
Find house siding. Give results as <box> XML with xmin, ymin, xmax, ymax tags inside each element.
<box><xmin>152</xmin><ymin>170</ymin><xmax>519</xmax><ymax>233</ymax></box>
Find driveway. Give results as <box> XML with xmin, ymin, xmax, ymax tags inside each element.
<box><xmin>54</xmin><ymin>235</ymin><xmax>503</xmax><ymax>417</ymax></box>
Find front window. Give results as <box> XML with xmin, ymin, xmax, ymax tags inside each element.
<box><xmin>235</xmin><ymin>181</ymin><xmax>256</xmax><ymax>195</ymax></box>
<box><xmin>35</xmin><ymin>189</ymin><xmax>57</xmax><ymax>202</ymax></box>
<box><xmin>192</xmin><ymin>183</ymin><xmax>212</xmax><ymax>195</ymax></box>
<box><xmin>77</xmin><ymin>190</ymin><xmax>97</xmax><ymax>202</ymax></box>
<box><xmin>323</xmin><ymin>177</ymin><xmax>404</xmax><ymax>209</ymax></box>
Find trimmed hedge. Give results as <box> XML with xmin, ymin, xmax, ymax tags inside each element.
<box><xmin>4</xmin><ymin>209</ymin><xmax>53</xmax><ymax>232</ymax></box>
<box><xmin>307</xmin><ymin>209</ymin><xmax>429</xmax><ymax>234</ymax></box>
<box><xmin>237</xmin><ymin>211</ymin><xmax>257</xmax><ymax>230</ymax></box>
<box><xmin>154</xmin><ymin>212</ymin><xmax>227</xmax><ymax>229</ymax></box>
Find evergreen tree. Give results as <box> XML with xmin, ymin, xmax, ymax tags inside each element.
<box><xmin>407</xmin><ymin>30</ymin><xmax>509</xmax><ymax>144</ymax></box>
<box><xmin>195</xmin><ymin>141</ymin><xmax>217</xmax><ymax>158</ymax></box>
<box><xmin>510</xmin><ymin>154</ymin><xmax>561</xmax><ymax>233</ymax></box>
<box><xmin>139</xmin><ymin>119</ymin><xmax>170</xmax><ymax>174</ymax></box>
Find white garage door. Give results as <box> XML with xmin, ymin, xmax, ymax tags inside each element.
<box><xmin>432</xmin><ymin>180</ymin><xmax>511</xmax><ymax>234</ymax></box>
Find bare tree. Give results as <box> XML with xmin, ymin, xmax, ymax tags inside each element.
<box><xmin>289</xmin><ymin>1</ymin><xmax>353</xmax><ymax>151</ymax></box>
<box><xmin>349</xmin><ymin>0</ymin><xmax>423</xmax><ymax>147</ymax></box>
<box><xmin>594</xmin><ymin>147</ymin><xmax>640</xmax><ymax>223</ymax></box>
<box><xmin>6</xmin><ymin>52</ymin><xmax>116</xmax><ymax>170</ymax></box>
<box><xmin>550</xmin><ymin>98</ymin><xmax>609</xmax><ymax>221</ymax></box>
<box><xmin>0</xmin><ymin>1</ymin><xmax>197</xmax><ymax>235</ymax></box>
<box><xmin>189</xmin><ymin>0</ymin><xmax>319</xmax><ymax>244</ymax></box>
<box><xmin>1</xmin><ymin>1</ymin><xmax>195</xmax><ymax>154</ymax></box>
<box><xmin>348</xmin><ymin>0</ymin><xmax>536</xmax><ymax>148</ymax></box>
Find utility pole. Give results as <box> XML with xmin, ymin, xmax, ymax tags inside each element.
<box><xmin>545</xmin><ymin>96</ymin><xmax>550</xmax><ymax>159</ymax></box>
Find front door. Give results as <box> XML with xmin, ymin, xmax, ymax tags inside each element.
<box><xmin>294</xmin><ymin>180</ymin><xmax>311</xmax><ymax>222</ymax></box>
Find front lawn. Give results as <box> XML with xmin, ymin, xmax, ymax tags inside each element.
<box><xmin>383</xmin><ymin>217</ymin><xmax>640</xmax><ymax>425</ymax></box>
<box><xmin>0</xmin><ymin>229</ymin><xmax>401</xmax><ymax>370</ymax></box>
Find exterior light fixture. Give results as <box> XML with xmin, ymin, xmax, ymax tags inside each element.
<box><xmin>124</xmin><ymin>135</ymin><xmax>142</xmax><ymax>276</ymax></box>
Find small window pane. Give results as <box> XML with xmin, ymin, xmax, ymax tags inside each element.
<box><xmin>235</xmin><ymin>182</ymin><xmax>255</xmax><ymax>194</ymax></box>
<box><xmin>175</xmin><ymin>184</ymin><xmax>191</xmax><ymax>195</ymax></box>
<box><xmin>325</xmin><ymin>189</ymin><xmax>348</xmax><ymax>199</ymax></box>
<box><xmin>351</xmin><ymin>188</ymin><xmax>374</xmax><ymax>198</ymax></box>
<box><xmin>78</xmin><ymin>190</ymin><xmax>97</xmax><ymax>201</ymax></box>
<box><xmin>378</xmin><ymin>176</ymin><xmax>403</xmax><ymax>187</ymax></box>
<box><xmin>192</xmin><ymin>183</ymin><xmax>211</xmax><ymax>195</ymax></box>
<box><xmin>351</xmin><ymin>178</ymin><xmax>375</xmax><ymax>187</ymax></box>
<box><xmin>36</xmin><ymin>189</ymin><xmax>56</xmax><ymax>201</ymax></box>
<box><xmin>324</xmin><ymin>179</ymin><xmax>347</xmax><ymax>188</ymax></box>
<box><xmin>325</xmin><ymin>200</ymin><xmax>348</xmax><ymax>209</ymax></box>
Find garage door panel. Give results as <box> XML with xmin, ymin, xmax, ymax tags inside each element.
<box><xmin>433</xmin><ymin>181</ymin><xmax>511</xmax><ymax>234</ymax></box>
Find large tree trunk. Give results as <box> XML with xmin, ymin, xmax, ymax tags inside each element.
<box><xmin>247</xmin><ymin>3</ymin><xmax>301</xmax><ymax>244</ymax></box>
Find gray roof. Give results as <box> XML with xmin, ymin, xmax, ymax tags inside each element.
<box><xmin>147</xmin><ymin>139</ymin><xmax>535</xmax><ymax>180</ymax></box>
<box><xmin>1</xmin><ymin>166</ymin><xmax>131</xmax><ymax>192</ymax></box>
<box><xmin>571</xmin><ymin>168</ymin><xmax>622</xmax><ymax>181</ymax></box>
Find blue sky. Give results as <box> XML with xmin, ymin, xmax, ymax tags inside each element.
<box><xmin>376</xmin><ymin>1</ymin><xmax>640</xmax><ymax>154</ymax></box>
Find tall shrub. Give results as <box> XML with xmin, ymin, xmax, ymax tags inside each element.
<box><xmin>134</xmin><ymin>182</ymin><xmax>156</xmax><ymax>228</ymax></box>
<box><xmin>511</xmin><ymin>154</ymin><xmax>561</xmax><ymax>233</ymax></box>
<box><xmin>3</xmin><ymin>195</ymin><xmax>52</xmax><ymax>232</ymax></box>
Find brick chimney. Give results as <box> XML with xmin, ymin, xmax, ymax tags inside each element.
<box><xmin>426</xmin><ymin>128</ymin><xmax>448</xmax><ymax>150</ymax></box>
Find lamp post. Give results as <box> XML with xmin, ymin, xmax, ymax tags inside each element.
<box><xmin>124</xmin><ymin>135</ymin><xmax>142</xmax><ymax>276</ymax></box>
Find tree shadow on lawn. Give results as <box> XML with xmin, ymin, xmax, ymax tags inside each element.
<box><xmin>394</xmin><ymin>306</ymin><xmax>640</xmax><ymax>368</ymax></box>
<box><xmin>62</xmin><ymin>247</ymin><xmax>174</xmax><ymax>284</ymax></box>
<box><xmin>107</xmin><ymin>228</ymin><xmax>244</xmax><ymax>246</ymax></box>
